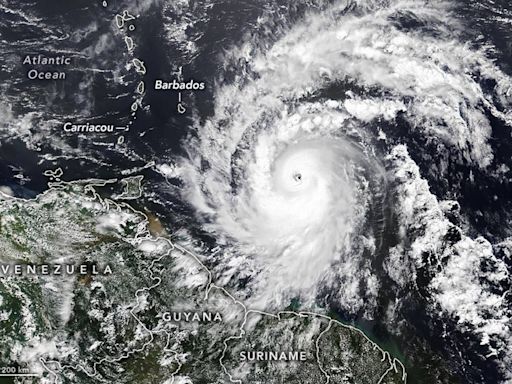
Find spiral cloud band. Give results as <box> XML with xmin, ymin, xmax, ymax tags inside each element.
<box><xmin>181</xmin><ymin>0</ymin><xmax>511</xmax><ymax>295</ymax></box>
<box><xmin>178</xmin><ymin>0</ymin><xmax>512</xmax><ymax>378</ymax></box>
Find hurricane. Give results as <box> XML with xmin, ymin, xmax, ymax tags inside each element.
<box><xmin>183</xmin><ymin>106</ymin><xmax>386</xmax><ymax>306</ymax></box>
<box><xmin>176</xmin><ymin>0</ymin><xmax>512</xmax><ymax>380</ymax></box>
<box><xmin>0</xmin><ymin>0</ymin><xmax>511</xmax><ymax>382</ymax></box>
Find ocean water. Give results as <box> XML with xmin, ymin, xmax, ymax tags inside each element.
<box><xmin>0</xmin><ymin>1</ymin><xmax>511</xmax><ymax>383</ymax></box>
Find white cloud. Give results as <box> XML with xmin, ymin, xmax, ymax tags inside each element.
<box><xmin>388</xmin><ymin>145</ymin><xmax>512</xmax><ymax>381</ymax></box>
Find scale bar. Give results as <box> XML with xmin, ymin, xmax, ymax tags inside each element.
<box><xmin>0</xmin><ymin>374</ymin><xmax>40</xmax><ymax>377</ymax></box>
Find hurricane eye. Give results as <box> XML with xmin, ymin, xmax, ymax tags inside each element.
<box><xmin>293</xmin><ymin>172</ymin><xmax>302</xmax><ymax>182</ymax></box>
